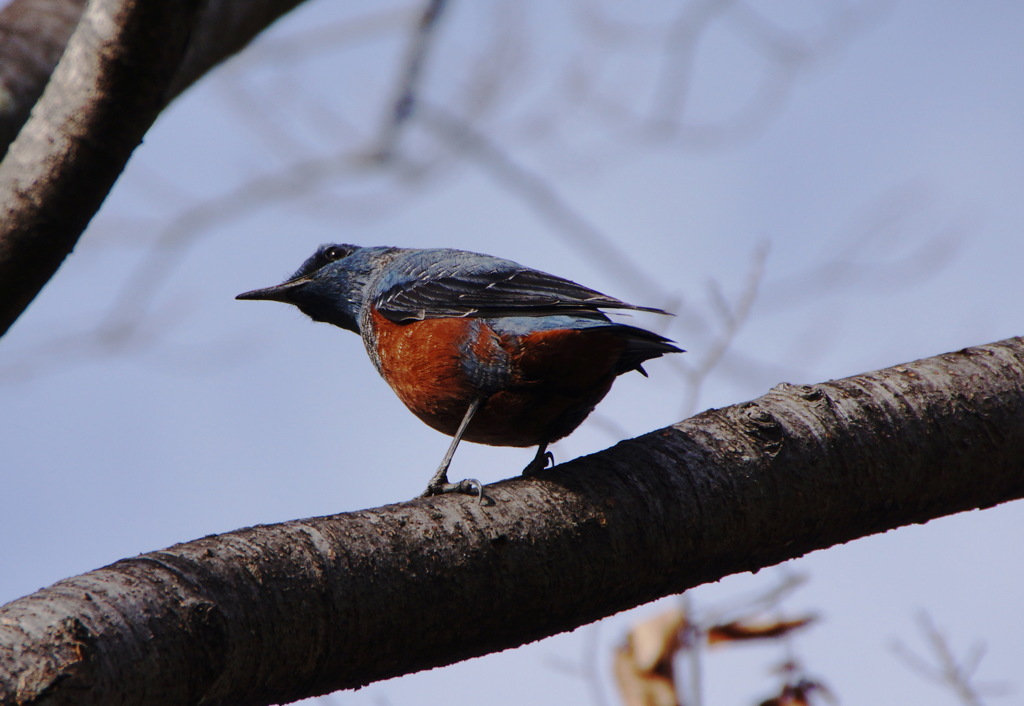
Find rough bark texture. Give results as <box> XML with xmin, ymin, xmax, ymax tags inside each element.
<box><xmin>0</xmin><ymin>0</ymin><xmax>311</xmax><ymax>159</ymax></box>
<box><xmin>0</xmin><ymin>0</ymin><xmax>311</xmax><ymax>335</ymax></box>
<box><xmin>1</xmin><ymin>337</ymin><xmax>1022</xmax><ymax>706</ymax></box>
<box><xmin>0</xmin><ymin>0</ymin><xmax>87</xmax><ymax>152</ymax></box>
<box><xmin>0</xmin><ymin>0</ymin><xmax>203</xmax><ymax>335</ymax></box>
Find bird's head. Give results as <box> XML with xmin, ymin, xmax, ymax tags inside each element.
<box><xmin>236</xmin><ymin>244</ymin><xmax>399</xmax><ymax>333</ymax></box>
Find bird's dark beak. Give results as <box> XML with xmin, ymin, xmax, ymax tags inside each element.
<box><xmin>236</xmin><ymin>277</ymin><xmax>311</xmax><ymax>303</ymax></box>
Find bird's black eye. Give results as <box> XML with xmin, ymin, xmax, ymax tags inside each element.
<box><xmin>323</xmin><ymin>247</ymin><xmax>346</xmax><ymax>261</ymax></box>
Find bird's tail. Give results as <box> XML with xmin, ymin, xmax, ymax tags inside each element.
<box><xmin>610</xmin><ymin>325</ymin><xmax>684</xmax><ymax>376</ymax></box>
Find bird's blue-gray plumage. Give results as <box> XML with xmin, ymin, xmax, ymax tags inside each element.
<box><xmin>373</xmin><ymin>248</ymin><xmax>670</xmax><ymax>323</ymax></box>
<box><xmin>236</xmin><ymin>243</ymin><xmax>682</xmax><ymax>497</ymax></box>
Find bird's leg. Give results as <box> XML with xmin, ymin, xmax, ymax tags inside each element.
<box><xmin>422</xmin><ymin>397</ymin><xmax>484</xmax><ymax>499</ymax></box>
<box><xmin>521</xmin><ymin>442</ymin><xmax>554</xmax><ymax>476</ymax></box>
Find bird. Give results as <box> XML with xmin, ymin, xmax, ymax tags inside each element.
<box><xmin>237</xmin><ymin>245</ymin><xmax>682</xmax><ymax>499</ymax></box>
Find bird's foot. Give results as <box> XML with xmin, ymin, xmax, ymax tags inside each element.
<box><xmin>522</xmin><ymin>450</ymin><xmax>554</xmax><ymax>476</ymax></box>
<box><xmin>421</xmin><ymin>477</ymin><xmax>484</xmax><ymax>503</ymax></box>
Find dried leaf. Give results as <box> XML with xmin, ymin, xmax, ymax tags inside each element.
<box><xmin>613</xmin><ymin>608</ymin><xmax>687</xmax><ymax>706</ymax></box>
<box><xmin>630</xmin><ymin>608</ymin><xmax>687</xmax><ymax>671</ymax></box>
<box><xmin>614</xmin><ymin>644</ymin><xmax>680</xmax><ymax>706</ymax></box>
<box><xmin>708</xmin><ymin>616</ymin><xmax>815</xmax><ymax>646</ymax></box>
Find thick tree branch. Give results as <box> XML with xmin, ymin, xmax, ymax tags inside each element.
<box><xmin>0</xmin><ymin>0</ymin><xmax>313</xmax><ymax>159</ymax></box>
<box><xmin>1</xmin><ymin>337</ymin><xmax>1022</xmax><ymax>705</ymax></box>
<box><xmin>165</xmin><ymin>0</ymin><xmax>312</xmax><ymax>99</ymax></box>
<box><xmin>0</xmin><ymin>0</ymin><xmax>87</xmax><ymax>152</ymax></box>
<box><xmin>0</xmin><ymin>0</ymin><xmax>314</xmax><ymax>336</ymax></box>
<box><xmin>0</xmin><ymin>0</ymin><xmax>202</xmax><ymax>336</ymax></box>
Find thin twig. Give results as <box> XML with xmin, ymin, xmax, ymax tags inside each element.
<box><xmin>372</xmin><ymin>0</ymin><xmax>449</xmax><ymax>160</ymax></box>
<box><xmin>892</xmin><ymin>613</ymin><xmax>1010</xmax><ymax>706</ymax></box>
<box><xmin>418</xmin><ymin>102</ymin><xmax>669</xmax><ymax>305</ymax></box>
<box><xmin>677</xmin><ymin>242</ymin><xmax>768</xmax><ymax>416</ymax></box>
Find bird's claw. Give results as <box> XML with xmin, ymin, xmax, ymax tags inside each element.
<box><xmin>421</xmin><ymin>477</ymin><xmax>484</xmax><ymax>503</ymax></box>
<box><xmin>522</xmin><ymin>451</ymin><xmax>554</xmax><ymax>476</ymax></box>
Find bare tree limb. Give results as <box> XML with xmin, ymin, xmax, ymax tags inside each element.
<box><xmin>0</xmin><ymin>0</ymin><xmax>322</xmax><ymax>336</ymax></box>
<box><xmin>1</xmin><ymin>336</ymin><xmax>1022</xmax><ymax>706</ymax></box>
<box><xmin>370</xmin><ymin>0</ymin><xmax>448</xmax><ymax>160</ymax></box>
<box><xmin>0</xmin><ymin>0</ymin><xmax>316</xmax><ymax>159</ymax></box>
<box><xmin>0</xmin><ymin>0</ymin><xmax>205</xmax><ymax>336</ymax></box>
<box><xmin>0</xmin><ymin>0</ymin><xmax>87</xmax><ymax>152</ymax></box>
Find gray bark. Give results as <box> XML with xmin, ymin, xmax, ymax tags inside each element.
<box><xmin>0</xmin><ymin>0</ymin><xmax>312</xmax><ymax>159</ymax></box>
<box><xmin>0</xmin><ymin>0</ymin><xmax>87</xmax><ymax>152</ymax></box>
<box><xmin>0</xmin><ymin>0</ymin><xmax>312</xmax><ymax>336</ymax></box>
<box><xmin>1</xmin><ymin>336</ymin><xmax>1022</xmax><ymax>706</ymax></box>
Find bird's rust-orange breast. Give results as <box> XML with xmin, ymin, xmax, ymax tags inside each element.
<box><xmin>368</xmin><ymin>309</ymin><xmax>635</xmax><ymax>447</ymax></box>
<box><xmin>367</xmin><ymin>309</ymin><xmax>480</xmax><ymax>432</ymax></box>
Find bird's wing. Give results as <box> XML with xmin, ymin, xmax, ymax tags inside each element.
<box><xmin>373</xmin><ymin>249</ymin><xmax>668</xmax><ymax>322</ymax></box>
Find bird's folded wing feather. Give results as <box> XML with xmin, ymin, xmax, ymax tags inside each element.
<box><xmin>374</xmin><ymin>251</ymin><xmax>667</xmax><ymax>322</ymax></box>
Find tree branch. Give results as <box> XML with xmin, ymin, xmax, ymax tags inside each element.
<box><xmin>0</xmin><ymin>0</ymin><xmax>203</xmax><ymax>336</ymax></box>
<box><xmin>0</xmin><ymin>0</ymin><xmax>87</xmax><ymax>153</ymax></box>
<box><xmin>0</xmin><ymin>0</ymin><xmax>315</xmax><ymax>159</ymax></box>
<box><xmin>0</xmin><ymin>0</ymin><xmax>316</xmax><ymax>336</ymax></box>
<box><xmin>2</xmin><ymin>337</ymin><xmax>1023</xmax><ymax>705</ymax></box>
